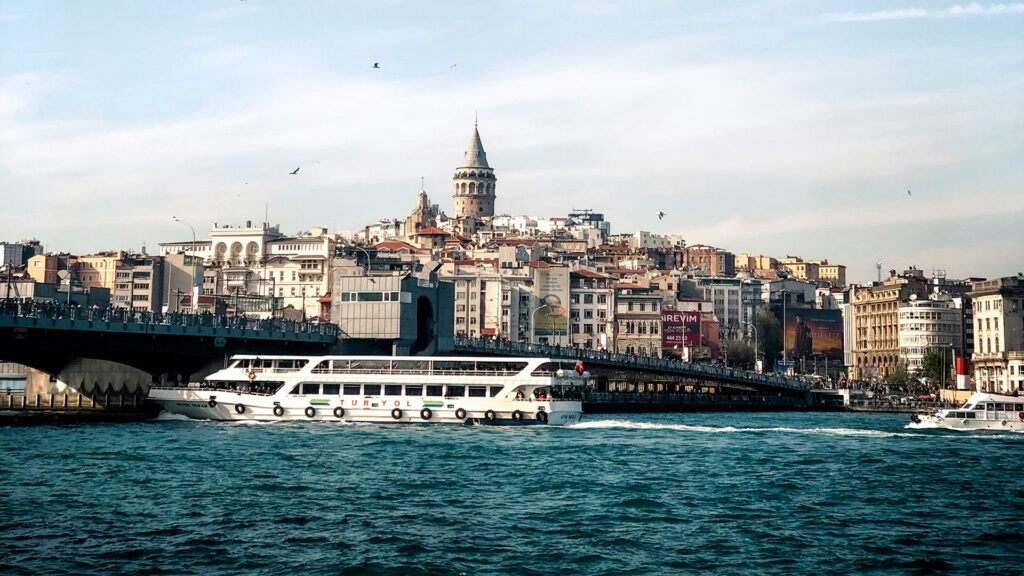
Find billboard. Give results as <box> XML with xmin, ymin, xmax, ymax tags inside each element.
<box><xmin>662</xmin><ymin>310</ymin><xmax>700</xmax><ymax>348</ymax></box>
<box><xmin>779</xmin><ymin>308</ymin><xmax>843</xmax><ymax>360</ymax></box>
<box><xmin>533</xmin><ymin>266</ymin><xmax>569</xmax><ymax>339</ymax></box>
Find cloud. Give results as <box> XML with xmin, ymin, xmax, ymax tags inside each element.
<box><xmin>824</xmin><ymin>2</ymin><xmax>1024</xmax><ymax>22</ymax></box>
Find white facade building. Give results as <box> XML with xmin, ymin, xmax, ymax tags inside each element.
<box><xmin>897</xmin><ymin>293</ymin><xmax>963</xmax><ymax>374</ymax></box>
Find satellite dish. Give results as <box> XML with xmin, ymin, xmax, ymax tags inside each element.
<box><xmin>57</xmin><ymin>270</ymin><xmax>70</xmax><ymax>281</ymax></box>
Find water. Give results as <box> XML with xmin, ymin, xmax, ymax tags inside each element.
<box><xmin>3</xmin><ymin>412</ymin><xmax>1023</xmax><ymax>575</ymax></box>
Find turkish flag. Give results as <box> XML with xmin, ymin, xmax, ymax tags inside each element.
<box><xmin>575</xmin><ymin>360</ymin><xmax>585</xmax><ymax>376</ymax></box>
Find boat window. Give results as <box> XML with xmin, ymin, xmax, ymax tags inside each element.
<box><xmin>468</xmin><ymin>386</ymin><xmax>487</xmax><ymax>397</ymax></box>
<box><xmin>230</xmin><ymin>359</ymin><xmax>245</xmax><ymax>369</ymax></box>
<box><xmin>312</xmin><ymin>361</ymin><xmax>331</xmax><ymax>374</ymax></box>
<box><xmin>258</xmin><ymin>359</ymin><xmax>274</xmax><ymax>369</ymax></box>
<box><xmin>289</xmin><ymin>384</ymin><xmax>302</xmax><ymax>395</ymax></box>
<box><xmin>531</xmin><ymin>362</ymin><xmax>561</xmax><ymax>376</ymax></box>
<box><xmin>393</xmin><ymin>360</ymin><xmax>430</xmax><ymax>373</ymax></box>
<box><xmin>350</xmin><ymin>359</ymin><xmax>391</xmax><ymax>373</ymax></box>
<box><xmin>343</xmin><ymin>384</ymin><xmax>361</xmax><ymax>395</ymax></box>
<box><xmin>433</xmin><ymin>360</ymin><xmax>476</xmax><ymax>373</ymax></box>
<box><xmin>301</xmin><ymin>383</ymin><xmax>320</xmax><ymax>395</ymax></box>
<box><xmin>295</xmin><ymin>360</ymin><xmax>309</xmax><ymax>369</ymax></box>
<box><xmin>985</xmin><ymin>403</ymin><xmax>994</xmax><ymax>411</ymax></box>
<box><xmin>322</xmin><ymin>383</ymin><xmax>341</xmax><ymax>395</ymax></box>
<box><xmin>476</xmin><ymin>360</ymin><xmax>527</xmax><ymax>374</ymax></box>
<box><xmin>364</xmin><ymin>384</ymin><xmax>382</xmax><ymax>395</ymax></box>
<box><xmin>425</xmin><ymin>385</ymin><xmax>443</xmax><ymax>397</ymax></box>
<box><xmin>405</xmin><ymin>385</ymin><xmax>422</xmax><ymax>396</ymax></box>
<box><xmin>385</xmin><ymin>384</ymin><xmax>402</xmax><ymax>396</ymax></box>
<box><xmin>446</xmin><ymin>385</ymin><xmax>465</xmax><ymax>398</ymax></box>
<box><xmin>331</xmin><ymin>359</ymin><xmax>350</xmax><ymax>372</ymax></box>
<box><xmin>1016</xmin><ymin>404</ymin><xmax>1024</xmax><ymax>411</ymax></box>
<box><xmin>278</xmin><ymin>359</ymin><xmax>295</xmax><ymax>370</ymax></box>
<box><xmin>489</xmin><ymin>386</ymin><xmax>503</xmax><ymax>397</ymax></box>
<box><xmin>963</xmin><ymin>404</ymin><xmax>973</xmax><ymax>409</ymax></box>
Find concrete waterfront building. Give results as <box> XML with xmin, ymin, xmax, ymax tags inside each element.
<box><xmin>614</xmin><ymin>283</ymin><xmax>662</xmax><ymax>357</ymax></box>
<box><xmin>330</xmin><ymin>246</ymin><xmax>453</xmax><ymax>355</ymax></box>
<box><xmin>969</xmin><ymin>276</ymin><xmax>1024</xmax><ymax>393</ymax></box>
<box><xmin>72</xmin><ymin>251</ymin><xmax>126</xmax><ymax>291</ymax></box>
<box><xmin>0</xmin><ymin>242</ymin><xmax>25</xmax><ymax>269</ymax></box>
<box><xmin>569</xmin><ymin>268</ymin><xmax>616</xmax><ymax>350</ymax></box>
<box><xmin>850</xmin><ymin>272</ymin><xmax>928</xmax><ymax>381</ymax></box>
<box><xmin>452</xmin><ymin>120</ymin><xmax>496</xmax><ymax>228</ymax></box>
<box><xmin>111</xmin><ymin>255</ymin><xmax>165</xmax><ymax>312</ymax></box>
<box><xmin>27</xmin><ymin>254</ymin><xmax>60</xmax><ymax>285</ymax></box>
<box><xmin>897</xmin><ymin>293</ymin><xmax>963</xmax><ymax>376</ymax></box>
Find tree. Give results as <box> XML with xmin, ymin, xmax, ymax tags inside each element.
<box><xmin>920</xmin><ymin>349</ymin><xmax>949</xmax><ymax>386</ymax></box>
<box><xmin>755</xmin><ymin>309</ymin><xmax>781</xmax><ymax>371</ymax></box>
<box><xmin>723</xmin><ymin>339</ymin><xmax>755</xmax><ymax>369</ymax></box>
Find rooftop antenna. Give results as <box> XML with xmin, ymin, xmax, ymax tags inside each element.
<box><xmin>264</xmin><ymin>200</ymin><xmax>268</xmax><ymax>227</ymax></box>
<box><xmin>876</xmin><ymin>261</ymin><xmax>882</xmax><ymax>283</ymax></box>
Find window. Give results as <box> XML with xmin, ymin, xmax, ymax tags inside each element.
<box><xmin>489</xmin><ymin>386</ymin><xmax>503</xmax><ymax>397</ymax></box>
<box><xmin>468</xmin><ymin>386</ymin><xmax>487</xmax><ymax>397</ymax></box>
<box><xmin>343</xmin><ymin>384</ymin><xmax>361</xmax><ymax>395</ymax></box>
<box><xmin>322</xmin><ymin>384</ymin><xmax>341</xmax><ymax>395</ymax></box>
<box><xmin>405</xmin><ymin>385</ymin><xmax>423</xmax><ymax>396</ymax></box>
<box><xmin>584</xmin><ymin>294</ymin><xmax>593</xmax><ymax>304</ymax></box>
<box><xmin>426</xmin><ymin>385</ymin><xmax>443</xmax><ymax>397</ymax></box>
<box><xmin>364</xmin><ymin>384</ymin><xmax>381</xmax><ymax>395</ymax></box>
<box><xmin>385</xmin><ymin>384</ymin><xmax>402</xmax><ymax>396</ymax></box>
<box><xmin>301</xmin><ymin>383</ymin><xmax>320</xmax><ymax>395</ymax></box>
<box><xmin>446</xmin><ymin>385</ymin><xmax>465</xmax><ymax>397</ymax></box>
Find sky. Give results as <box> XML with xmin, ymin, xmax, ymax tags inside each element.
<box><xmin>1</xmin><ymin>1</ymin><xmax>1022</xmax><ymax>284</ymax></box>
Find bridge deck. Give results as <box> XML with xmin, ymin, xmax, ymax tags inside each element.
<box><xmin>453</xmin><ymin>337</ymin><xmax>810</xmax><ymax>393</ymax></box>
<box><xmin>0</xmin><ymin>303</ymin><xmax>337</xmax><ymax>343</ymax></box>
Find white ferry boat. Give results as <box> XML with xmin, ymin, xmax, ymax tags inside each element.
<box><xmin>149</xmin><ymin>355</ymin><xmax>585</xmax><ymax>426</ymax></box>
<box><xmin>909</xmin><ymin>392</ymin><xmax>1024</xmax><ymax>431</ymax></box>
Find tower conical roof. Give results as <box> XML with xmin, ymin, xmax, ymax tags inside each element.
<box><xmin>459</xmin><ymin>123</ymin><xmax>490</xmax><ymax>169</ymax></box>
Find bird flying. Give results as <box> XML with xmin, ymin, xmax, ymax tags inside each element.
<box><xmin>907</xmin><ymin>190</ymin><xmax>912</xmax><ymax>196</ymax></box>
<box><xmin>657</xmin><ymin>211</ymin><xmax>666</xmax><ymax>220</ymax></box>
<box><xmin>373</xmin><ymin>62</ymin><xmax>380</xmax><ymax>69</ymax></box>
<box><xmin>290</xmin><ymin>167</ymin><xmax>300</xmax><ymax>175</ymax></box>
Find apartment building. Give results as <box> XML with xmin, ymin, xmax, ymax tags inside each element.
<box><xmin>970</xmin><ymin>276</ymin><xmax>1024</xmax><ymax>392</ymax></box>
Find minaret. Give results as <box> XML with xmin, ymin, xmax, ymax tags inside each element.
<box><xmin>453</xmin><ymin>120</ymin><xmax>496</xmax><ymax>219</ymax></box>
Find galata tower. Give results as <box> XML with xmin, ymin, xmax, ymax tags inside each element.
<box><xmin>453</xmin><ymin>121</ymin><xmax>496</xmax><ymax>219</ymax></box>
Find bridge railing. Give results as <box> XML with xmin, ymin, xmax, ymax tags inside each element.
<box><xmin>453</xmin><ymin>336</ymin><xmax>809</xmax><ymax>392</ymax></box>
<box><xmin>0</xmin><ymin>300</ymin><xmax>338</xmax><ymax>340</ymax></box>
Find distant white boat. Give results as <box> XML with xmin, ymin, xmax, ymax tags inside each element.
<box><xmin>149</xmin><ymin>355</ymin><xmax>585</xmax><ymax>426</ymax></box>
<box><xmin>909</xmin><ymin>392</ymin><xmax>1024</xmax><ymax>431</ymax></box>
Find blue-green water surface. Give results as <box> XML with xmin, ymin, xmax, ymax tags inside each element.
<box><xmin>3</xmin><ymin>412</ymin><xmax>1023</xmax><ymax>575</ymax></box>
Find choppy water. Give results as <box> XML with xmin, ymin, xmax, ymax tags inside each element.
<box><xmin>2</xmin><ymin>412</ymin><xmax>1023</xmax><ymax>576</ymax></box>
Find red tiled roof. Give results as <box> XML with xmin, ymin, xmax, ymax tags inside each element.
<box><xmin>416</xmin><ymin>227</ymin><xmax>448</xmax><ymax>235</ymax></box>
<box><xmin>374</xmin><ymin>241</ymin><xmax>422</xmax><ymax>253</ymax></box>
<box><xmin>571</xmin><ymin>269</ymin><xmax>612</xmax><ymax>279</ymax></box>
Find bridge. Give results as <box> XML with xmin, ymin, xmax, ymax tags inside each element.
<box><xmin>452</xmin><ymin>337</ymin><xmax>814</xmax><ymax>409</ymax></box>
<box><xmin>0</xmin><ymin>302</ymin><xmax>338</xmax><ymax>399</ymax></box>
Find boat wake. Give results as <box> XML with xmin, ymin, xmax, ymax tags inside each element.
<box><xmin>570</xmin><ymin>419</ymin><xmax>918</xmax><ymax>437</ymax></box>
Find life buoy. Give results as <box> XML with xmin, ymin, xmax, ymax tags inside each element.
<box><xmin>1019</xmin><ymin>412</ymin><xmax>1024</xmax><ymax>421</ymax></box>
<box><xmin>333</xmin><ymin>406</ymin><xmax>344</xmax><ymax>418</ymax></box>
<box><xmin>234</xmin><ymin>403</ymin><xmax>245</xmax><ymax>414</ymax></box>
<box><xmin>420</xmin><ymin>408</ymin><xmax>432</xmax><ymax>420</ymax></box>
<box><xmin>455</xmin><ymin>408</ymin><xmax>467</xmax><ymax>420</ymax></box>
<box><xmin>247</xmin><ymin>371</ymin><xmax>256</xmax><ymax>381</ymax></box>
<box><xmin>391</xmin><ymin>408</ymin><xmax>402</xmax><ymax>420</ymax></box>
<box><xmin>207</xmin><ymin>398</ymin><xmax>217</xmax><ymax>408</ymax></box>
<box><xmin>484</xmin><ymin>409</ymin><xmax>497</xmax><ymax>422</ymax></box>
<box><xmin>536</xmin><ymin>411</ymin><xmax>548</xmax><ymax>424</ymax></box>
<box><xmin>511</xmin><ymin>410</ymin><xmax>523</xmax><ymax>422</ymax></box>
<box><xmin>305</xmin><ymin>406</ymin><xmax>316</xmax><ymax>418</ymax></box>
<box><xmin>273</xmin><ymin>405</ymin><xmax>285</xmax><ymax>417</ymax></box>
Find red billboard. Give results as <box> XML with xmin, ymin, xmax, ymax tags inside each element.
<box><xmin>662</xmin><ymin>310</ymin><xmax>700</xmax><ymax>348</ymax></box>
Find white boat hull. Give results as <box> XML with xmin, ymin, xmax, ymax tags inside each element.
<box><xmin>910</xmin><ymin>414</ymin><xmax>1024</xmax><ymax>432</ymax></box>
<box><xmin>908</xmin><ymin>391</ymin><xmax>1024</xmax><ymax>431</ymax></box>
<box><xmin>149</xmin><ymin>388</ymin><xmax>582</xmax><ymax>426</ymax></box>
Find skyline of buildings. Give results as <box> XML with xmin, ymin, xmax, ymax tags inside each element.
<box><xmin>2</xmin><ymin>122</ymin><xmax>1022</xmax><ymax>393</ymax></box>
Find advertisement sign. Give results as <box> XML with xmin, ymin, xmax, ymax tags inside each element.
<box><xmin>533</xmin><ymin>266</ymin><xmax>569</xmax><ymax>338</ymax></box>
<box><xmin>662</xmin><ymin>310</ymin><xmax>700</xmax><ymax>348</ymax></box>
<box><xmin>779</xmin><ymin>308</ymin><xmax>843</xmax><ymax>360</ymax></box>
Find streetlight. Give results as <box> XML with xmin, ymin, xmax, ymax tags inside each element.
<box><xmin>744</xmin><ymin>319</ymin><xmax>760</xmax><ymax>372</ymax></box>
<box><xmin>172</xmin><ymin>216</ymin><xmax>197</xmax><ymax>312</ymax></box>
